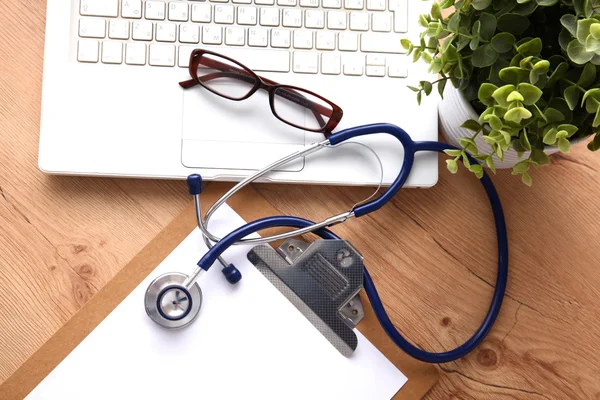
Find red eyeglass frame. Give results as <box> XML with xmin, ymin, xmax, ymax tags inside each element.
<box><xmin>179</xmin><ymin>49</ymin><xmax>344</xmax><ymax>137</ymax></box>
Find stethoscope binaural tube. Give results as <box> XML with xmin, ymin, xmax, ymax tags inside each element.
<box><xmin>188</xmin><ymin>140</ymin><xmax>508</xmax><ymax>363</ymax></box>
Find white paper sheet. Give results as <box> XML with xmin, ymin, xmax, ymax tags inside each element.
<box><xmin>26</xmin><ymin>205</ymin><xmax>407</xmax><ymax>400</ymax></box>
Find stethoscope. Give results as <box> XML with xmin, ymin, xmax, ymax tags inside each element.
<box><xmin>144</xmin><ymin>123</ymin><xmax>508</xmax><ymax>364</ymax></box>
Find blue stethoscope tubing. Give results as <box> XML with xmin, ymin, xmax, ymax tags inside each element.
<box><xmin>195</xmin><ymin>123</ymin><xmax>509</xmax><ymax>363</ymax></box>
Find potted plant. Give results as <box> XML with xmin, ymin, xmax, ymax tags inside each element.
<box><xmin>404</xmin><ymin>0</ymin><xmax>600</xmax><ymax>185</ymax></box>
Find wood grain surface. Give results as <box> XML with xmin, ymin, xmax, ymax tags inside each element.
<box><xmin>2</xmin><ymin>1</ymin><xmax>600</xmax><ymax>399</ymax></box>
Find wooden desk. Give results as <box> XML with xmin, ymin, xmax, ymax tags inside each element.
<box><xmin>2</xmin><ymin>2</ymin><xmax>600</xmax><ymax>398</ymax></box>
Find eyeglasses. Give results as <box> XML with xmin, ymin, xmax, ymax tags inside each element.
<box><xmin>179</xmin><ymin>49</ymin><xmax>343</xmax><ymax>136</ymax></box>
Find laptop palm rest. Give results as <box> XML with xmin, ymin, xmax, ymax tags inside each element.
<box><xmin>181</xmin><ymin>88</ymin><xmax>321</xmax><ymax>172</ymax></box>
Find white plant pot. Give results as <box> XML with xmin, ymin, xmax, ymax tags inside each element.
<box><xmin>438</xmin><ymin>85</ymin><xmax>564</xmax><ymax>169</ymax></box>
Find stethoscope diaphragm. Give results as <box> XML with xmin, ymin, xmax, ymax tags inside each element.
<box><xmin>144</xmin><ymin>272</ymin><xmax>202</xmax><ymax>329</ymax></box>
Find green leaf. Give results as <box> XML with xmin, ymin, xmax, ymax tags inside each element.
<box><xmin>522</xmin><ymin>171</ymin><xmax>532</xmax><ymax>186</ymax></box>
<box><xmin>446</xmin><ymin>159</ymin><xmax>459</xmax><ymax>173</ymax></box>
<box><xmin>472</xmin><ymin>44</ymin><xmax>499</xmax><ymax>67</ymax></box>
<box><xmin>460</xmin><ymin>119</ymin><xmax>482</xmax><ymax>132</ymax></box>
<box><xmin>585</xmin><ymin>35</ymin><xmax>600</xmax><ymax>52</ymax></box>
<box><xmin>500</xmin><ymin>129</ymin><xmax>512</xmax><ymax>143</ymax></box>
<box><xmin>531</xmin><ymin>149</ymin><xmax>550</xmax><ymax>165</ymax></box>
<box><xmin>587</xmin><ymin>133</ymin><xmax>600</xmax><ymax>151</ymax></box>
<box><xmin>516</xmin><ymin>38</ymin><xmax>542</xmax><ymax>56</ymax></box>
<box><xmin>417</xmin><ymin>91</ymin><xmax>422</xmax><ymax>105</ymax></box>
<box><xmin>591</xmin><ymin>23</ymin><xmax>600</xmax><ymax>39</ymax></box>
<box><xmin>407</xmin><ymin>85</ymin><xmax>420</xmax><ymax>92</ymax></box>
<box><xmin>517</xmin><ymin>83</ymin><xmax>543</xmax><ymax>105</ymax></box>
<box><xmin>507</xmin><ymin>91</ymin><xmax>524</xmax><ymax>102</ymax></box>
<box><xmin>547</xmin><ymin>62</ymin><xmax>569</xmax><ymax>86</ymax></box>
<box><xmin>535</xmin><ymin>0</ymin><xmax>558</xmax><ymax>5</ymax></box>
<box><xmin>444</xmin><ymin>149</ymin><xmax>462</xmax><ymax>157</ymax></box>
<box><xmin>443</xmin><ymin>44</ymin><xmax>459</xmax><ymax>63</ymax></box>
<box><xmin>486</xmin><ymin>156</ymin><xmax>497</xmax><ymax>173</ymax></box>
<box><xmin>479</xmin><ymin>13</ymin><xmax>497</xmax><ymax>41</ymax></box>
<box><xmin>448</xmin><ymin>12</ymin><xmax>460</xmax><ymax>31</ymax></box>
<box><xmin>469</xmin><ymin>164</ymin><xmax>484</xmax><ymax>179</ymax></box>
<box><xmin>478</xmin><ymin>83</ymin><xmax>498</xmax><ymax>106</ymax></box>
<box><xmin>578</xmin><ymin>62</ymin><xmax>597</xmax><ymax>88</ymax></box>
<box><xmin>491</xmin><ymin>32</ymin><xmax>516</xmax><ymax>53</ymax></box>
<box><xmin>401</xmin><ymin>39</ymin><xmax>412</xmax><ymax>50</ymax></box>
<box><xmin>560</xmin><ymin>14</ymin><xmax>577</xmax><ymax>37</ymax></box>
<box><xmin>564</xmin><ymin>86</ymin><xmax>581</xmax><ymax>110</ymax></box>
<box><xmin>418</xmin><ymin>14</ymin><xmax>429</xmax><ymax>28</ymax></box>
<box><xmin>520</xmin><ymin>132</ymin><xmax>532</xmax><ymax>151</ymax></box>
<box><xmin>497</xmin><ymin>13</ymin><xmax>530</xmax><ymax>35</ymax></box>
<box><xmin>514</xmin><ymin>1</ymin><xmax>537</xmax><ymax>15</ymax></box>
<box><xmin>513</xmin><ymin>160</ymin><xmax>529</xmax><ymax>173</ymax></box>
<box><xmin>577</xmin><ymin>18</ymin><xmax>596</xmax><ymax>44</ymax></box>
<box><xmin>421</xmin><ymin>51</ymin><xmax>433</xmax><ymax>63</ymax></box>
<box><xmin>559</xmin><ymin>28</ymin><xmax>572</xmax><ymax>51</ymax></box>
<box><xmin>533</xmin><ymin>60</ymin><xmax>550</xmax><ymax>72</ymax></box>
<box><xmin>438</xmin><ymin>78</ymin><xmax>447</xmax><ymax>98</ymax></box>
<box><xmin>594</xmin><ymin>108</ymin><xmax>600</xmax><ymax>127</ymax></box>
<box><xmin>420</xmin><ymin>81</ymin><xmax>432</xmax><ymax>95</ymax></box>
<box><xmin>499</xmin><ymin>67</ymin><xmax>529</xmax><ymax>84</ymax></box>
<box><xmin>472</xmin><ymin>0</ymin><xmax>493</xmax><ymax>10</ymax></box>
<box><xmin>567</xmin><ymin>40</ymin><xmax>594</xmax><ymax>65</ymax></box>
<box><xmin>431</xmin><ymin>2</ymin><xmax>442</xmax><ymax>20</ymax></box>
<box><xmin>557</xmin><ymin>124</ymin><xmax>578</xmax><ymax>136</ymax></box>
<box><xmin>486</xmin><ymin>114</ymin><xmax>503</xmax><ymax>130</ymax></box>
<box><xmin>459</xmin><ymin>137</ymin><xmax>478</xmax><ymax>153</ymax></box>
<box><xmin>558</xmin><ymin>137</ymin><xmax>571</xmax><ymax>152</ymax></box>
<box><xmin>505</xmin><ymin>107</ymin><xmax>533</xmax><ymax>123</ymax></box>
<box><xmin>470</xmin><ymin>22</ymin><xmax>481</xmax><ymax>50</ymax></box>
<box><xmin>461</xmin><ymin>151</ymin><xmax>471</xmax><ymax>168</ymax></box>
<box><xmin>492</xmin><ymin>84</ymin><xmax>516</xmax><ymax>107</ymax></box>
<box><xmin>543</xmin><ymin>127</ymin><xmax>558</xmax><ymax>145</ymax></box>
<box><xmin>544</xmin><ymin>107</ymin><xmax>565</xmax><ymax>122</ymax></box>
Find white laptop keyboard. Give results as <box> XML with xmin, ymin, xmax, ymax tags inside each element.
<box><xmin>77</xmin><ymin>0</ymin><xmax>409</xmax><ymax>78</ymax></box>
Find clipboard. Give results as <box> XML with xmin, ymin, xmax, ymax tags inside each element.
<box><xmin>0</xmin><ymin>183</ymin><xmax>438</xmax><ymax>400</ymax></box>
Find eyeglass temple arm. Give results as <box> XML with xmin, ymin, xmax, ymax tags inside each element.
<box><xmin>179</xmin><ymin>58</ymin><xmax>329</xmax><ymax>125</ymax></box>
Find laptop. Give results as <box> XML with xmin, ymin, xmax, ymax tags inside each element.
<box><xmin>38</xmin><ymin>0</ymin><xmax>439</xmax><ymax>186</ymax></box>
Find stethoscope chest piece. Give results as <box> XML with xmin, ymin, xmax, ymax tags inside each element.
<box><xmin>144</xmin><ymin>272</ymin><xmax>202</xmax><ymax>329</ymax></box>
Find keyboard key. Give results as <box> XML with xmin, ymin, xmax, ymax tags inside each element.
<box><xmin>305</xmin><ymin>10</ymin><xmax>324</xmax><ymax>28</ymax></box>
<box><xmin>338</xmin><ymin>31</ymin><xmax>358</xmax><ymax>51</ymax></box>
<box><xmin>366</xmin><ymin>54</ymin><xmax>385</xmax><ymax>65</ymax></box>
<box><xmin>321</xmin><ymin>53</ymin><xmax>341</xmax><ymax>74</ymax></box>
<box><xmin>260</xmin><ymin>7</ymin><xmax>280</xmax><ymax>26</ymax></box>
<box><xmin>233</xmin><ymin>0</ymin><xmax>252</xmax><ymax>4</ymax></box>
<box><xmin>215</xmin><ymin>47</ymin><xmax>290</xmax><ymax>71</ymax></box>
<box><xmin>109</xmin><ymin>20</ymin><xmax>130</xmax><ymax>39</ymax></box>
<box><xmin>178</xmin><ymin>45</ymin><xmax>196</xmax><ymax>67</ymax></box>
<box><xmin>300</xmin><ymin>0</ymin><xmax>319</xmax><ymax>6</ymax></box>
<box><xmin>122</xmin><ymin>0</ymin><xmax>142</xmax><ymax>18</ymax></box>
<box><xmin>102</xmin><ymin>41</ymin><xmax>123</xmax><ymax>64</ymax></box>
<box><xmin>156</xmin><ymin>22</ymin><xmax>177</xmax><ymax>42</ymax></box>
<box><xmin>248</xmin><ymin>27</ymin><xmax>268</xmax><ymax>46</ymax></box>
<box><xmin>316</xmin><ymin>31</ymin><xmax>335</xmax><ymax>50</ymax></box>
<box><xmin>79</xmin><ymin>18</ymin><xmax>106</xmax><ymax>38</ymax></box>
<box><xmin>211</xmin><ymin>0</ymin><xmax>230</xmax><ymax>3</ymax></box>
<box><xmin>202</xmin><ymin>25</ymin><xmax>223</xmax><ymax>44</ymax></box>
<box><xmin>322</xmin><ymin>0</ymin><xmax>342</xmax><ymax>8</ymax></box>
<box><xmin>146</xmin><ymin>1</ymin><xmax>166</xmax><ymax>20</ymax></box>
<box><xmin>77</xmin><ymin>39</ymin><xmax>99</xmax><ymax>62</ymax></box>
<box><xmin>345</xmin><ymin>0</ymin><xmax>363</xmax><ymax>9</ymax></box>
<box><xmin>168</xmin><ymin>2</ymin><xmax>189</xmax><ymax>21</ymax></box>
<box><xmin>80</xmin><ymin>0</ymin><xmax>118</xmax><ymax>17</ymax></box>
<box><xmin>372</xmin><ymin>13</ymin><xmax>392</xmax><ymax>32</ymax></box>
<box><xmin>350</xmin><ymin>12</ymin><xmax>368</xmax><ymax>31</ymax></box>
<box><xmin>282</xmin><ymin>9</ymin><xmax>302</xmax><ymax>27</ymax></box>
<box><xmin>132</xmin><ymin>21</ymin><xmax>153</xmax><ymax>40</ymax></box>
<box><xmin>271</xmin><ymin>29</ymin><xmax>291</xmax><ymax>48</ymax></box>
<box><xmin>179</xmin><ymin>24</ymin><xmax>200</xmax><ymax>43</ymax></box>
<box><xmin>237</xmin><ymin>6</ymin><xmax>257</xmax><ymax>24</ymax></box>
<box><xmin>215</xmin><ymin>5</ymin><xmax>235</xmax><ymax>23</ymax></box>
<box><xmin>192</xmin><ymin>3</ymin><xmax>212</xmax><ymax>22</ymax></box>
<box><xmin>293</xmin><ymin>30</ymin><xmax>313</xmax><ymax>49</ymax></box>
<box><xmin>255</xmin><ymin>0</ymin><xmax>275</xmax><ymax>4</ymax></box>
<box><xmin>366</xmin><ymin>65</ymin><xmax>385</xmax><ymax>76</ymax></box>
<box><xmin>343</xmin><ymin>55</ymin><xmax>363</xmax><ymax>75</ymax></box>
<box><xmin>366</xmin><ymin>0</ymin><xmax>385</xmax><ymax>10</ymax></box>
<box><xmin>278</xmin><ymin>0</ymin><xmax>297</xmax><ymax>5</ymax></box>
<box><xmin>149</xmin><ymin>43</ymin><xmax>176</xmax><ymax>66</ymax></box>
<box><xmin>389</xmin><ymin>0</ymin><xmax>408</xmax><ymax>33</ymax></box>
<box><xmin>125</xmin><ymin>42</ymin><xmax>146</xmax><ymax>65</ymax></box>
<box><xmin>327</xmin><ymin>11</ymin><xmax>346</xmax><ymax>30</ymax></box>
<box><xmin>225</xmin><ymin>26</ymin><xmax>246</xmax><ymax>45</ymax></box>
<box><xmin>388</xmin><ymin>64</ymin><xmax>407</xmax><ymax>77</ymax></box>
<box><xmin>361</xmin><ymin>33</ymin><xmax>405</xmax><ymax>53</ymax></box>
<box><xmin>293</xmin><ymin>51</ymin><xmax>318</xmax><ymax>73</ymax></box>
